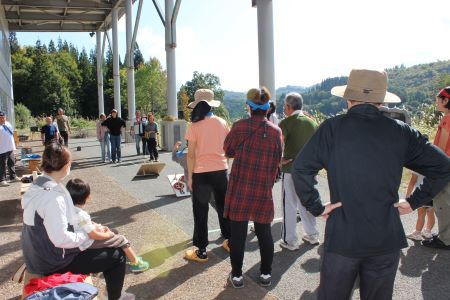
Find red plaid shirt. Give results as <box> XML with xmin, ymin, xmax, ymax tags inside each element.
<box><xmin>224</xmin><ymin>116</ymin><xmax>282</xmax><ymax>223</ymax></box>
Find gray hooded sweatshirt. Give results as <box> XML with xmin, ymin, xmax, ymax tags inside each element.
<box><xmin>22</xmin><ymin>176</ymin><xmax>88</xmax><ymax>275</ymax></box>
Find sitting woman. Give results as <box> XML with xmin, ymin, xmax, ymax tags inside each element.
<box><xmin>22</xmin><ymin>142</ymin><xmax>128</xmax><ymax>300</ymax></box>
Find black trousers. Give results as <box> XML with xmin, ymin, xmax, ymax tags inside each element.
<box><xmin>56</xmin><ymin>247</ymin><xmax>126</xmax><ymax>300</ymax></box>
<box><xmin>141</xmin><ymin>137</ymin><xmax>149</xmax><ymax>155</ymax></box>
<box><xmin>0</xmin><ymin>151</ymin><xmax>16</xmax><ymax>182</ymax></box>
<box><xmin>192</xmin><ymin>170</ymin><xmax>230</xmax><ymax>249</ymax></box>
<box><xmin>230</xmin><ymin>220</ymin><xmax>273</xmax><ymax>277</ymax></box>
<box><xmin>147</xmin><ymin>138</ymin><xmax>158</xmax><ymax>160</ymax></box>
<box><xmin>318</xmin><ymin>251</ymin><xmax>400</xmax><ymax>300</ymax></box>
<box><xmin>60</xmin><ymin>131</ymin><xmax>69</xmax><ymax>146</ymax></box>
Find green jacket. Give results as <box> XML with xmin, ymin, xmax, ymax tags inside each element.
<box><xmin>279</xmin><ymin>112</ymin><xmax>317</xmax><ymax>173</ymax></box>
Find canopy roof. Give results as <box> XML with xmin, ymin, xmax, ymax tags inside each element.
<box><xmin>2</xmin><ymin>0</ymin><xmax>131</xmax><ymax>32</ymax></box>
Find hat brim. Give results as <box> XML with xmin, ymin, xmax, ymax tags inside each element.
<box><xmin>187</xmin><ymin>99</ymin><xmax>221</xmax><ymax>109</ymax></box>
<box><xmin>331</xmin><ymin>85</ymin><xmax>401</xmax><ymax>104</ymax></box>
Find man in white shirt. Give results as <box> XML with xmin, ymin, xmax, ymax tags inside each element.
<box><xmin>0</xmin><ymin>111</ymin><xmax>18</xmax><ymax>186</ymax></box>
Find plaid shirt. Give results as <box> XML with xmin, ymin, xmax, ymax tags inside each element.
<box><xmin>224</xmin><ymin>116</ymin><xmax>282</xmax><ymax>223</ymax></box>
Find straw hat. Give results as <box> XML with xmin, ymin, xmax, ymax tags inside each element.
<box><xmin>188</xmin><ymin>89</ymin><xmax>221</xmax><ymax>109</ymax></box>
<box><xmin>331</xmin><ymin>69</ymin><xmax>401</xmax><ymax>103</ymax></box>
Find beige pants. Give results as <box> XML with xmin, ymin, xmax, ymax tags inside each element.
<box><xmin>433</xmin><ymin>182</ymin><xmax>450</xmax><ymax>245</ymax></box>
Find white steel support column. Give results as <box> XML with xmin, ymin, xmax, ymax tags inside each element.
<box><xmin>96</xmin><ymin>31</ymin><xmax>104</xmax><ymax>115</ymax></box>
<box><xmin>256</xmin><ymin>0</ymin><xmax>275</xmax><ymax>96</ymax></box>
<box><xmin>165</xmin><ymin>0</ymin><xmax>177</xmax><ymax>118</ymax></box>
<box><xmin>126</xmin><ymin>0</ymin><xmax>136</xmax><ymax>121</ymax></box>
<box><xmin>112</xmin><ymin>7</ymin><xmax>121</xmax><ymax>117</ymax></box>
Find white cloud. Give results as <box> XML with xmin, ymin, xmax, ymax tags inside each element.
<box><xmin>135</xmin><ymin>26</ymin><xmax>165</xmax><ymax>63</ymax></box>
<box><xmin>273</xmin><ymin>0</ymin><xmax>450</xmax><ymax>88</ymax></box>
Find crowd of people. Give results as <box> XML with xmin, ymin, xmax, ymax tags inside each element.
<box><xmin>181</xmin><ymin>72</ymin><xmax>450</xmax><ymax>298</ymax></box>
<box><xmin>4</xmin><ymin>69</ymin><xmax>448</xmax><ymax>299</ymax></box>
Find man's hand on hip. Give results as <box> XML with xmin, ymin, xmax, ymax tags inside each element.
<box><xmin>321</xmin><ymin>202</ymin><xmax>342</xmax><ymax>220</ymax></box>
<box><xmin>394</xmin><ymin>199</ymin><xmax>413</xmax><ymax>215</ymax></box>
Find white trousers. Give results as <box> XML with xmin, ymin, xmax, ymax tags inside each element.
<box><xmin>281</xmin><ymin>173</ymin><xmax>319</xmax><ymax>244</ymax></box>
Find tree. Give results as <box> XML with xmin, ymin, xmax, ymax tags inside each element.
<box><xmin>9</xmin><ymin>32</ymin><xmax>20</xmax><ymax>54</ymax></box>
<box><xmin>178</xmin><ymin>88</ymin><xmax>190</xmax><ymax>121</ymax></box>
<box><xmin>133</xmin><ymin>43</ymin><xmax>144</xmax><ymax>69</ymax></box>
<box><xmin>26</xmin><ymin>48</ymin><xmax>73</xmax><ymax>115</ymax></box>
<box><xmin>14</xmin><ymin>103</ymin><xmax>32</xmax><ymax>129</ymax></box>
<box><xmin>103</xmin><ymin>48</ymin><xmax>115</xmax><ymax>113</ymax></box>
<box><xmin>51</xmin><ymin>50</ymin><xmax>81</xmax><ymax>110</ymax></box>
<box><xmin>180</xmin><ymin>71</ymin><xmax>230</xmax><ymax>122</ymax></box>
<box><xmin>77</xmin><ymin>48</ymin><xmax>97</xmax><ymax>117</ymax></box>
<box><xmin>135</xmin><ymin>57</ymin><xmax>167</xmax><ymax>118</ymax></box>
<box><xmin>48</xmin><ymin>40</ymin><xmax>57</xmax><ymax>53</ymax></box>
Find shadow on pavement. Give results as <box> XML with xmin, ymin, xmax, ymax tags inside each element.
<box><xmin>399</xmin><ymin>244</ymin><xmax>450</xmax><ymax>299</ymax></box>
<box><xmin>143</xmin><ymin>195</ymin><xmax>188</xmax><ymax>210</ymax></box>
<box><xmin>126</xmin><ymin>250</ymin><xmax>223</xmax><ymax>299</ymax></box>
<box><xmin>0</xmin><ymin>239</ymin><xmax>23</xmax><ymax>285</ymax></box>
<box><xmin>89</xmin><ymin>203</ymin><xmax>153</xmax><ymax>229</ymax></box>
<box><xmin>422</xmin><ymin>249</ymin><xmax>450</xmax><ymax>299</ymax></box>
<box><xmin>131</xmin><ymin>175</ymin><xmax>159</xmax><ymax>181</ymax></box>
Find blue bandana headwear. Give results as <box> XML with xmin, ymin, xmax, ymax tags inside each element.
<box><xmin>246</xmin><ymin>100</ymin><xmax>270</xmax><ymax>111</ymax></box>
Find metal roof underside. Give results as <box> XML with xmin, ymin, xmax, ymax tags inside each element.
<box><xmin>2</xmin><ymin>0</ymin><xmax>130</xmax><ymax>32</ymax></box>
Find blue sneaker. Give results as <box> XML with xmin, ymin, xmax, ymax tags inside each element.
<box><xmin>129</xmin><ymin>257</ymin><xmax>149</xmax><ymax>273</ymax></box>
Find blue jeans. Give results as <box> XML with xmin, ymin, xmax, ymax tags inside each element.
<box><xmin>134</xmin><ymin>134</ymin><xmax>142</xmax><ymax>155</ymax></box>
<box><xmin>100</xmin><ymin>134</ymin><xmax>111</xmax><ymax>162</ymax></box>
<box><xmin>110</xmin><ymin>134</ymin><xmax>121</xmax><ymax>162</ymax></box>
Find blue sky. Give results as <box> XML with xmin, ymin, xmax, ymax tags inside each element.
<box><xmin>16</xmin><ymin>0</ymin><xmax>450</xmax><ymax>92</ymax></box>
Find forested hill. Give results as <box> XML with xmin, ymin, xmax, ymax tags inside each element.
<box><xmin>224</xmin><ymin>60</ymin><xmax>450</xmax><ymax>119</ymax></box>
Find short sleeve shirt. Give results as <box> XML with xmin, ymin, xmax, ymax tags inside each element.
<box><xmin>56</xmin><ymin>115</ymin><xmax>69</xmax><ymax>132</ymax></box>
<box><xmin>144</xmin><ymin>122</ymin><xmax>158</xmax><ymax>139</ymax></box>
<box><xmin>41</xmin><ymin>124</ymin><xmax>58</xmax><ymax>143</ymax></box>
<box><xmin>73</xmin><ymin>207</ymin><xmax>96</xmax><ymax>234</ymax></box>
<box><xmin>433</xmin><ymin>114</ymin><xmax>450</xmax><ymax>156</ymax></box>
<box><xmin>0</xmin><ymin>121</ymin><xmax>16</xmax><ymax>154</ymax></box>
<box><xmin>185</xmin><ymin>116</ymin><xmax>230</xmax><ymax>173</ymax></box>
<box><xmin>73</xmin><ymin>207</ymin><xmax>95</xmax><ymax>251</ymax></box>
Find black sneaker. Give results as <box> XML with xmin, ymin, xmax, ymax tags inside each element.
<box><xmin>259</xmin><ymin>274</ymin><xmax>272</xmax><ymax>286</ymax></box>
<box><xmin>228</xmin><ymin>273</ymin><xmax>244</xmax><ymax>289</ymax></box>
<box><xmin>422</xmin><ymin>237</ymin><xmax>450</xmax><ymax>250</ymax></box>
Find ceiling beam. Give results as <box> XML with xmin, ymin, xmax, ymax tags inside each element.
<box><xmin>5</xmin><ymin>11</ymin><xmax>106</xmax><ymax>22</ymax></box>
<box><xmin>8</xmin><ymin>22</ymin><xmax>100</xmax><ymax>32</ymax></box>
<box><xmin>1</xmin><ymin>0</ymin><xmax>113</xmax><ymax>10</ymax></box>
<box><xmin>60</xmin><ymin>0</ymin><xmax>70</xmax><ymax>29</ymax></box>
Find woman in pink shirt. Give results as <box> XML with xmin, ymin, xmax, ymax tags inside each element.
<box><xmin>96</xmin><ymin>113</ymin><xmax>111</xmax><ymax>163</ymax></box>
<box><xmin>422</xmin><ymin>86</ymin><xmax>450</xmax><ymax>249</ymax></box>
<box><xmin>184</xmin><ymin>89</ymin><xmax>231</xmax><ymax>262</ymax></box>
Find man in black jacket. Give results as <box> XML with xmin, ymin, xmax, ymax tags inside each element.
<box><xmin>292</xmin><ymin>69</ymin><xmax>450</xmax><ymax>300</ymax></box>
<box><xmin>102</xmin><ymin>109</ymin><xmax>126</xmax><ymax>163</ymax></box>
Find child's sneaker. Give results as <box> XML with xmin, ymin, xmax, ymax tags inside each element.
<box><xmin>422</xmin><ymin>230</ymin><xmax>433</xmax><ymax>240</ymax></box>
<box><xmin>129</xmin><ymin>257</ymin><xmax>150</xmax><ymax>273</ymax></box>
<box><xmin>406</xmin><ymin>231</ymin><xmax>423</xmax><ymax>241</ymax></box>
<box><xmin>126</xmin><ymin>256</ymin><xmax>143</xmax><ymax>265</ymax></box>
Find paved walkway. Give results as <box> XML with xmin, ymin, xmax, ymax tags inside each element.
<box><xmin>1</xmin><ymin>137</ymin><xmax>449</xmax><ymax>299</ymax></box>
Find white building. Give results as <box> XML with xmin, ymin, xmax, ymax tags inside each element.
<box><xmin>0</xmin><ymin>7</ymin><xmax>14</xmax><ymax>126</ymax></box>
